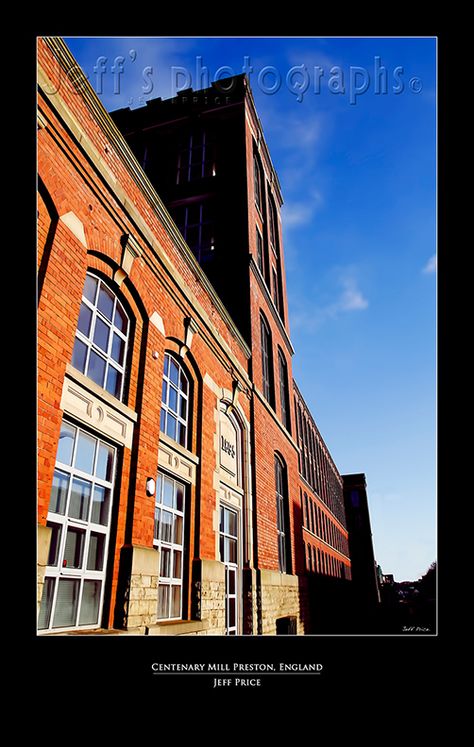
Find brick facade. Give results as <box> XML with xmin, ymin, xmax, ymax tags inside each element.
<box><xmin>37</xmin><ymin>37</ymin><xmax>351</xmax><ymax>636</ymax></box>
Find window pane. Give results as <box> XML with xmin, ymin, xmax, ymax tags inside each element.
<box><xmin>157</xmin><ymin>585</ymin><xmax>169</xmax><ymax>619</ymax></box>
<box><xmin>53</xmin><ymin>579</ymin><xmax>80</xmax><ymax>628</ymax></box>
<box><xmin>93</xmin><ymin>317</ymin><xmax>110</xmax><ymax>353</ymax></box>
<box><xmin>77</xmin><ymin>303</ymin><xmax>92</xmax><ymax>337</ymax></box>
<box><xmin>111</xmin><ymin>333</ymin><xmax>125</xmax><ymax>364</ymax></box>
<box><xmin>168</xmin><ymin>386</ymin><xmax>178</xmax><ymax>413</ymax></box>
<box><xmin>79</xmin><ymin>580</ymin><xmax>101</xmax><ymax>626</ymax></box>
<box><xmin>228</xmin><ymin>568</ymin><xmax>236</xmax><ymax>595</ymax></box>
<box><xmin>97</xmin><ymin>283</ymin><xmax>114</xmax><ymax>320</ymax></box>
<box><xmin>169</xmin><ymin>358</ymin><xmax>179</xmax><ymax>386</ymax></box>
<box><xmin>219</xmin><ymin>535</ymin><xmax>225</xmax><ymax>563</ymax></box>
<box><xmin>160</xmin><ymin>408</ymin><xmax>166</xmax><ymax>432</ymax></box>
<box><xmin>227</xmin><ymin>510</ymin><xmax>237</xmax><ymax>538</ymax></box>
<box><xmin>75</xmin><ymin>432</ymin><xmax>96</xmax><ymax>474</ymax></box>
<box><xmin>46</xmin><ymin>522</ymin><xmax>62</xmax><ymax>566</ymax></box>
<box><xmin>174</xmin><ymin>514</ymin><xmax>183</xmax><ymax>545</ymax></box>
<box><xmin>83</xmin><ymin>275</ymin><xmax>98</xmax><ymax>303</ymax></box>
<box><xmin>71</xmin><ymin>337</ymin><xmax>87</xmax><ymax>373</ymax></box>
<box><xmin>56</xmin><ymin>423</ymin><xmax>76</xmax><ymax>466</ymax></box>
<box><xmin>171</xmin><ymin>585</ymin><xmax>181</xmax><ymax>618</ymax></box>
<box><xmin>87</xmin><ymin>532</ymin><xmax>105</xmax><ymax>571</ymax></box>
<box><xmin>161</xmin><ymin>511</ymin><xmax>173</xmax><ymax>543</ymax></box>
<box><xmin>173</xmin><ymin>551</ymin><xmax>182</xmax><ymax>578</ymax></box>
<box><xmin>179</xmin><ymin>395</ymin><xmax>187</xmax><ymax>419</ymax></box>
<box><xmin>179</xmin><ymin>370</ymin><xmax>188</xmax><ymax>395</ymax></box>
<box><xmin>156</xmin><ymin>473</ymin><xmax>162</xmax><ymax>499</ymax></box>
<box><xmin>49</xmin><ymin>470</ymin><xmax>69</xmax><ymax>515</ymax></box>
<box><xmin>227</xmin><ymin>537</ymin><xmax>237</xmax><ymax>564</ymax></box>
<box><xmin>162</xmin><ymin>380</ymin><xmax>167</xmax><ymax>404</ymax></box>
<box><xmin>228</xmin><ymin>598</ymin><xmax>236</xmax><ymax>628</ymax></box>
<box><xmin>87</xmin><ymin>349</ymin><xmax>106</xmax><ymax>387</ymax></box>
<box><xmin>163</xmin><ymin>478</ymin><xmax>174</xmax><ymax>507</ymax></box>
<box><xmin>63</xmin><ymin>527</ymin><xmax>85</xmax><ymax>569</ymax></box>
<box><xmin>175</xmin><ymin>483</ymin><xmax>184</xmax><ymax>512</ymax></box>
<box><xmin>114</xmin><ymin>304</ymin><xmax>128</xmax><ymax>333</ymax></box>
<box><xmin>154</xmin><ymin>507</ymin><xmax>161</xmax><ymax>541</ymax></box>
<box><xmin>95</xmin><ymin>443</ymin><xmax>114</xmax><ymax>481</ymax></box>
<box><xmin>38</xmin><ymin>577</ymin><xmax>55</xmax><ymax>630</ymax></box>
<box><xmin>164</xmin><ymin>354</ymin><xmax>170</xmax><ymax>377</ymax></box>
<box><xmin>177</xmin><ymin>422</ymin><xmax>186</xmax><ymax>447</ymax></box>
<box><xmin>166</xmin><ymin>413</ymin><xmax>177</xmax><ymax>440</ymax></box>
<box><xmin>69</xmin><ymin>478</ymin><xmax>91</xmax><ymax>521</ymax></box>
<box><xmin>160</xmin><ymin>547</ymin><xmax>171</xmax><ymax>578</ymax></box>
<box><xmin>91</xmin><ymin>485</ymin><xmax>111</xmax><ymax>526</ymax></box>
<box><xmin>105</xmin><ymin>365</ymin><xmax>122</xmax><ymax>399</ymax></box>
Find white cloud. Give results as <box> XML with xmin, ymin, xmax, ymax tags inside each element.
<box><xmin>338</xmin><ymin>278</ymin><xmax>369</xmax><ymax>311</ymax></box>
<box><xmin>289</xmin><ymin>268</ymin><xmax>369</xmax><ymax>333</ymax></box>
<box><xmin>422</xmin><ymin>255</ymin><xmax>436</xmax><ymax>274</ymax></box>
<box><xmin>282</xmin><ymin>189</ymin><xmax>324</xmax><ymax>228</ymax></box>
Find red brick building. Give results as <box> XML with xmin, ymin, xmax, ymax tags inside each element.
<box><xmin>37</xmin><ymin>37</ymin><xmax>353</xmax><ymax>635</ymax></box>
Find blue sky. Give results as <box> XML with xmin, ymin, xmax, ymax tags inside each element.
<box><xmin>64</xmin><ymin>36</ymin><xmax>436</xmax><ymax>582</ymax></box>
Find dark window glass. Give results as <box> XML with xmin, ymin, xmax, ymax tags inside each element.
<box><xmin>278</xmin><ymin>350</ymin><xmax>290</xmax><ymax>432</ymax></box>
<box><xmin>260</xmin><ymin>315</ymin><xmax>273</xmax><ymax>405</ymax></box>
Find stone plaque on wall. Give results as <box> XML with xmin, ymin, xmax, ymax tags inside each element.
<box><xmin>219</xmin><ymin>412</ymin><xmax>238</xmax><ymax>483</ymax></box>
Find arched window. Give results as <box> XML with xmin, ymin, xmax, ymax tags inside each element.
<box><xmin>260</xmin><ymin>313</ymin><xmax>274</xmax><ymax>406</ymax></box>
<box><xmin>275</xmin><ymin>454</ymin><xmax>291</xmax><ymax>574</ymax></box>
<box><xmin>278</xmin><ymin>349</ymin><xmax>291</xmax><ymax>433</ymax></box>
<box><xmin>71</xmin><ymin>273</ymin><xmax>130</xmax><ymax>401</ymax></box>
<box><xmin>160</xmin><ymin>353</ymin><xmax>190</xmax><ymax>448</ymax></box>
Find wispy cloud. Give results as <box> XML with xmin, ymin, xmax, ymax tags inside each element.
<box><xmin>422</xmin><ymin>255</ymin><xmax>436</xmax><ymax>275</ymax></box>
<box><xmin>338</xmin><ymin>277</ymin><xmax>369</xmax><ymax>311</ymax></box>
<box><xmin>282</xmin><ymin>188</ymin><xmax>324</xmax><ymax>228</ymax></box>
<box><xmin>289</xmin><ymin>267</ymin><xmax>369</xmax><ymax>332</ymax></box>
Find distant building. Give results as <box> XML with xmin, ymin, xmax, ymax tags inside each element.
<box><xmin>342</xmin><ymin>473</ymin><xmax>380</xmax><ymax>628</ymax></box>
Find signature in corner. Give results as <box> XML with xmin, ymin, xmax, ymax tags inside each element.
<box><xmin>402</xmin><ymin>625</ymin><xmax>431</xmax><ymax>633</ymax></box>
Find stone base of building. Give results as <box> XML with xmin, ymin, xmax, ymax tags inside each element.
<box><xmin>125</xmin><ymin>545</ymin><xmax>160</xmax><ymax>633</ymax></box>
<box><xmin>37</xmin><ymin>524</ymin><xmax>52</xmax><ymax>616</ymax></box>
<box><xmin>258</xmin><ymin>569</ymin><xmax>310</xmax><ymax>635</ymax></box>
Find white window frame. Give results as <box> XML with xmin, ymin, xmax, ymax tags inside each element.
<box><xmin>160</xmin><ymin>353</ymin><xmax>190</xmax><ymax>449</ymax></box>
<box><xmin>153</xmin><ymin>471</ymin><xmax>187</xmax><ymax>621</ymax></box>
<box><xmin>219</xmin><ymin>502</ymin><xmax>241</xmax><ymax>636</ymax></box>
<box><xmin>72</xmin><ymin>273</ymin><xmax>129</xmax><ymax>402</ymax></box>
<box><xmin>38</xmin><ymin>421</ymin><xmax>117</xmax><ymax>633</ymax></box>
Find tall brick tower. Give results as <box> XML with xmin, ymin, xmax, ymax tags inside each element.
<box><xmin>112</xmin><ymin>77</ymin><xmax>304</xmax><ymax>632</ymax></box>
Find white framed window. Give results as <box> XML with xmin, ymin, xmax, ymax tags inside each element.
<box><xmin>71</xmin><ymin>273</ymin><xmax>129</xmax><ymax>401</ymax></box>
<box><xmin>38</xmin><ymin>420</ymin><xmax>117</xmax><ymax>632</ymax></box>
<box><xmin>154</xmin><ymin>472</ymin><xmax>186</xmax><ymax>620</ymax></box>
<box><xmin>219</xmin><ymin>503</ymin><xmax>240</xmax><ymax>635</ymax></box>
<box><xmin>160</xmin><ymin>353</ymin><xmax>190</xmax><ymax>448</ymax></box>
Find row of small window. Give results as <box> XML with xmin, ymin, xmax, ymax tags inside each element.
<box><xmin>295</xmin><ymin>398</ymin><xmax>345</xmax><ymax>526</ymax></box>
<box><xmin>302</xmin><ymin>491</ymin><xmax>349</xmax><ymax>557</ymax></box>
<box><xmin>71</xmin><ymin>272</ymin><xmax>191</xmax><ymax>452</ymax></box>
<box><xmin>305</xmin><ymin>544</ymin><xmax>351</xmax><ymax>579</ymax></box>
<box><xmin>260</xmin><ymin>313</ymin><xmax>291</xmax><ymax>433</ymax></box>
